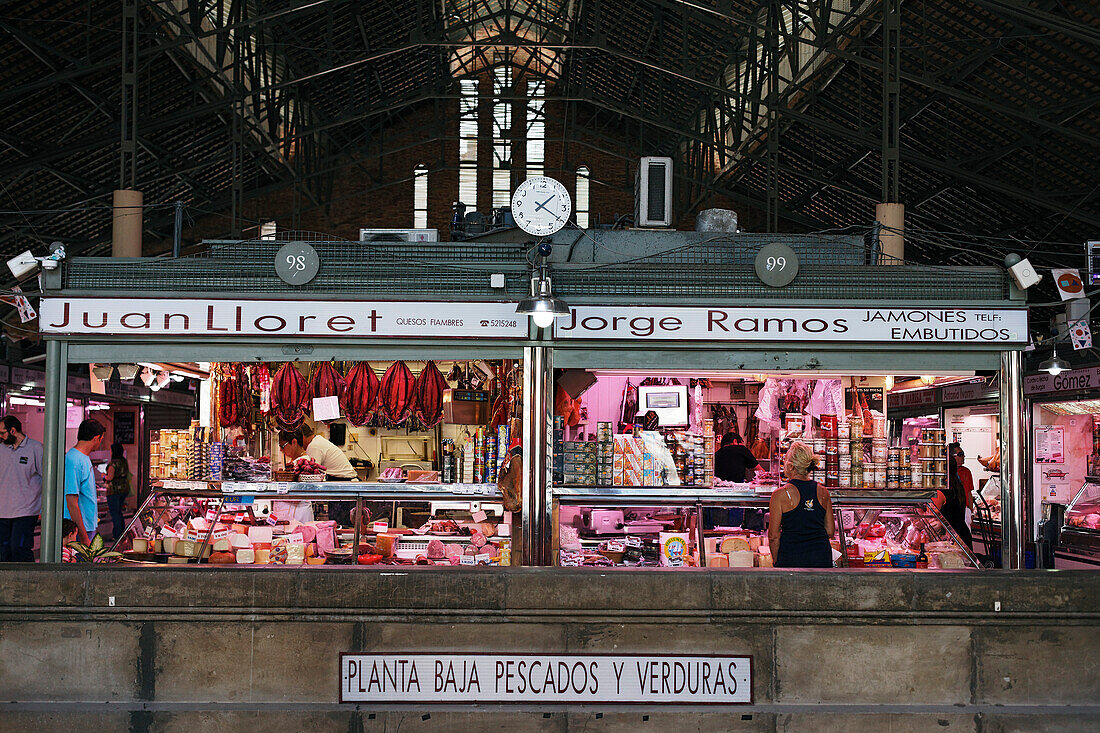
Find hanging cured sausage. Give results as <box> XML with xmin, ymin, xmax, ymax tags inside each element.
<box><xmin>413</xmin><ymin>361</ymin><xmax>447</xmax><ymax>428</ymax></box>
<box><xmin>271</xmin><ymin>362</ymin><xmax>309</xmax><ymax>430</ymax></box>
<box><xmin>379</xmin><ymin>361</ymin><xmax>416</xmax><ymax>426</ymax></box>
<box><xmin>341</xmin><ymin>362</ymin><xmax>381</xmax><ymax>427</ymax></box>
<box><xmin>218</xmin><ymin>363</ymin><xmax>249</xmax><ymax>429</ymax></box>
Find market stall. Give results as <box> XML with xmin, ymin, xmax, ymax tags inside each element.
<box><xmin>34</xmin><ymin>240</ymin><xmax>537</xmax><ymax>566</ymax></box>
<box><xmin>544</xmin><ymin>295</ymin><xmax>1029</xmax><ymax>568</ymax></box>
<box><xmin>1024</xmin><ymin>363</ymin><xmax>1100</xmax><ymax>568</ymax></box>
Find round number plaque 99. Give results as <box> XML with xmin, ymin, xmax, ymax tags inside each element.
<box><xmin>275</xmin><ymin>242</ymin><xmax>320</xmax><ymax>285</ymax></box>
<box><xmin>754</xmin><ymin>243</ymin><xmax>799</xmax><ymax>287</ymax></box>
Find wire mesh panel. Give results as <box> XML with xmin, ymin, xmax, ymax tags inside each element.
<box><xmin>60</xmin><ymin>237</ymin><xmax>1012</xmax><ymax>304</ymax></box>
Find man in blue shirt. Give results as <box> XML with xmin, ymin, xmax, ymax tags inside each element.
<box><xmin>64</xmin><ymin>419</ymin><xmax>105</xmax><ymax>545</ymax></box>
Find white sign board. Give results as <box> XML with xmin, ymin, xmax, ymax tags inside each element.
<box><xmin>339</xmin><ymin>653</ymin><xmax>752</xmax><ymax>704</ymax></box>
<box><xmin>39</xmin><ymin>298</ymin><xmax>528</xmax><ymax>339</ymax></box>
<box><xmin>554</xmin><ymin>306</ymin><xmax>1028</xmax><ymax>344</ymax></box>
<box><xmin>1035</xmin><ymin>425</ymin><xmax>1064</xmax><ymax>464</ymax></box>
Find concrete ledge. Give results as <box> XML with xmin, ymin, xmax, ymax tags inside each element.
<box><xmin>1</xmin><ymin>567</ymin><xmax>1097</xmax><ymax>618</ymax></box>
<box><xmin>0</xmin><ymin>567</ymin><xmax>1096</xmax><ymax>727</ymax></box>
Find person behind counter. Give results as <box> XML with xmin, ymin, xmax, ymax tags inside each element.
<box><xmin>706</xmin><ymin>432</ymin><xmax>762</xmax><ymax>530</ymax></box>
<box><xmin>299</xmin><ymin>422</ymin><xmax>363</xmax><ymax>526</ymax></box>
<box><xmin>768</xmin><ymin>441</ymin><xmax>835</xmax><ymax>568</ymax></box>
<box><xmin>277</xmin><ymin>429</ymin><xmax>318</xmax><ymax>523</ymax></box>
<box><xmin>934</xmin><ymin>442</ymin><xmax>973</xmax><ymax>549</ymax></box>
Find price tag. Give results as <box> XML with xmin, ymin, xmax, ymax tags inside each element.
<box><xmin>212</xmin><ymin>528</ymin><xmax>230</xmax><ymax>542</ymax></box>
<box><xmin>283</xmin><ymin>532</ymin><xmax>304</xmax><ymax>544</ymax></box>
<box><xmin>274</xmin><ymin>482</ymin><xmax>292</xmax><ymax>494</ymax></box>
<box><xmin>266</xmin><ymin>514</ymin><xmax>278</xmax><ymax>526</ymax></box>
<box><xmin>204</xmin><ymin>509</ymin><xmax>217</xmax><ymax>522</ymax></box>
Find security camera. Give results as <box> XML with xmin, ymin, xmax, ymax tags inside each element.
<box><xmin>6</xmin><ymin>243</ymin><xmax>66</xmax><ymax>280</ymax></box>
<box><xmin>1005</xmin><ymin>253</ymin><xmax>1041</xmax><ymax>290</ymax></box>
<box><xmin>6</xmin><ymin>251</ymin><xmax>37</xmax><ymax>280</ymax></box>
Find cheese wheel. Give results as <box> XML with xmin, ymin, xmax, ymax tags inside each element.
<box><xmin>748</xmin><ymin>536</ymin><xmax>762</xmax><ymax>552</ymax></box>
<box><xmin>212</xmin><ymin>538</ymin><xmax>230</xmax><ymax>552</ymax></box>
<box><xmin>758</xmin><ymin>553</ymin><xmax>774</xmax><ymax>568</ymax></box>
<box><xmin>229</xmin><ymin>533</ymin><xmax>251</xmax><ymax>549</ymax></box>
<box><xmin>131</xmin><ymin>538</ymin><xmax>148</xmax><ymax>553</ymax></box>
<box><xmin>175</xmin><ymin>540</ymin><xmax>196</xmax><ymax>557</ymax></box>
<box><xmin>167</xmin><ymin>556</ymin><xmax>189</xmax><ymax>564</ymax></box>
<box><xmin>728</xmin><ymin>550</ymin><xmax>754</xmax><ymax>567</ymax></box>
<box><xmin>254</xmin><ymin>548</ymin><xmax>271</xmax><ymax>564</ymax></box>
<box><xmin>236</xmin><ymin>549</ymin><xmax>255</xmax><ymax>564</ymax></box>
<box><xmin>721</xmin><ymin>536</ymin><xmax>751</xmax><ymax>553</ymax></box>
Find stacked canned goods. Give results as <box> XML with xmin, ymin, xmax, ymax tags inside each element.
<box><xmin>812</xmin><ymin>437</ymin><xmax>826</xmax><ymax>484</ymax></box>
<box><xmin>820</xmin><ymin>414</ymin><xmax>840</xmax><ymax>487</ymax></box>
<box><xmin>596</xmin><ymin>422</ymin><xmax>614</xmax><ymax>486</ymax></box>
<box><xmin>919</xmin><ymin>428</ymin><xmax>947</xmax><ymax>489</ymax></box>
<box><xmin>485</xmin><ymin>433</ymin><xmax>498</xmax><ymax>482</ymax></box>
<box><xmin>441</xmin><ymin>439</ymin><xmax>456</xmax><ymax>483</ymax></box>
<box><xmin>473</xmin><ymin>428</ymin><xmax>486</xmax><ymax>483</ymax></box>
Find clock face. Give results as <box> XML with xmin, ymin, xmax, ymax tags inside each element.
<box><xmin>511</xmin><ymin>177</ymin><xmax>572</xmax><ymax>237</ymax></box>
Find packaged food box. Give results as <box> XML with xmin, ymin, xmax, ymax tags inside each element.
<box><xmin>563</xmin><ymin>440</ymin><xmax>596</xmax><ymax>453</ymax></box>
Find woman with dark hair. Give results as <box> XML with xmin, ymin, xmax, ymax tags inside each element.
<box><xmin>934</xmin><ymin>442</ymin><xmax>973</xmax><ymax>549</ymax></box>
<box><xmin>708</xmin><ymin>432</ymin><xmax>762</xmax><ymax>529</ymax></box>
<box><xmin>104</xmin><ymin>443</ymin><xmax>131</xmax><ymax>542</ymax></box>
<box><xmin>715</xmin><ymin>432</ymin><xmax>759</xmax><ymax>484</ymax></box>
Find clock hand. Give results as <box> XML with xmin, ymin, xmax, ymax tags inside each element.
<box><xmin>534</xmin><ymin>196</ymin><xmax>555</xmax><ymax>213</ymax></box>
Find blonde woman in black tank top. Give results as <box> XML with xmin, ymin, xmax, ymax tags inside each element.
<box><xmin>769</xmin><ymin>441</ymin><xmax>835</xmax><ymax>568</ymax></box>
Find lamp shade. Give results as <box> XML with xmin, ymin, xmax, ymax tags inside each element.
<box><xmin>1039</xmin><ymin>348</ymin><xmax>1070</xmax><ymax>375</ymax></box>
<box><xmin>516</xmin><ymin>274</ymin><xmax>570</xmax><ymax>328</ymax></box>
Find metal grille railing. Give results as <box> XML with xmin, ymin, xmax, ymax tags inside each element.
<box><xmin>60</xmin><ymin>238</ymin><xmax>1012</xmax><ymax>304</ymax></box>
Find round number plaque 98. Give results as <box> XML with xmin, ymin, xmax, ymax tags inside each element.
<box><xmin>754</xmin><ymin>243</ymin><xmax>799</xmax><ymax>287</ymax></box>
<box><xmin>275</xmin><ymin>242</ymin><xmax>320</xmax><ymax>285</ymax></box>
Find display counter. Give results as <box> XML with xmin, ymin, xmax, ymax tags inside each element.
<box><xmin>555</xmin><ymin>487</ymin><xmax>979</xmax><ymax>569</ymax></box>
<box><xmin>1060</xmin><ymin>478</ymin><xmax>1100</xmax><ymax>566</ymax></box>
<box><xmin>113</xmin><ymin>481</ymin><xmax>511</xmax><ymax>567</ymax></box>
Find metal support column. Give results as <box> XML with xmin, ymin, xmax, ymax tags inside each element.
<box><xmin>120</xmin><ymin>0</ymin><xmax>138</xmax><ymax>190</ymax></box>
<box><xmin>881</xmin><ymin>0</ymin><xmax>901</xmax><ymax>204</ymax></box>
<box><xmin>521</xmin><ymin>345</ymin><xmax>553</xmax><ymax>566</ymax></box>
<box><xmin>41</xmin><ymin>340</ymin><xmax>69</xmax><ymax>563</ymax></box>
<box><xmin>999</xmin><ymin>349</ymin><xmax>1025</xmax><ymax>569</ymax></box>
<box><xmin>764</xmin><ymin>0</ymin><xmax>780</xmax><ymax>233</ymax></box>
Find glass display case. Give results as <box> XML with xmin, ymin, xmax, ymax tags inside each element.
<box><xmin>110</xmin><ymin>481</ymin><xmax>512</xmax><ymax>567</ymax></box>
<box><xmin>555</xmin><ymin>488</ymin><xmax>981</xmax><ymax>569</ymax></box>
<box><xmin>1060</xmin><ymin>479</ymin><xmax>1100</xmax><ymax>562</ymax></box>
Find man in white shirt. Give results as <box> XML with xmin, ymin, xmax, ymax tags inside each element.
<box><xmin>299</xmin><ymin>423</ymin><xmax>357</xmax><ymax>480</ymax></box>
<box><xmin>0</xmin><ymin>416</ymin><xmax>43</xmax><ymax>562</ymax></box>
<box><xmin>298</xmin><ymin>423</ymin><xmax>361</xmax><ymax>526</ymax></box>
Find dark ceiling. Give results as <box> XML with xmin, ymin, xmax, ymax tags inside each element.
<box><xmin>0</xmin><ymin>0</ymin><xmax>1097</xmax><ymax>292</ymax></box>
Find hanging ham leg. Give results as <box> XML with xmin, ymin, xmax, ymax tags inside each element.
<box><xmin>308</xmin><ymin>361</ymin><xmax>345</xmax><ymax>423</ymax></box>
<box><xmin>379</xmin><ymin>361</ymin><xmax>416</xmax><ymax>426</ymax></box>
<box><xmin>341</xmin><ymin>362</ymin><xmax>381</xmax><ymax>427</ymax></box>
<box><xmin>271</xmin><ymin>362</ymin><xmax>309</xmax><ymax>431</ymax></box>
<box><xmin>413</xmin><ymin>361</ymin><xmax>448</xmax><ymax>428</ymax></box>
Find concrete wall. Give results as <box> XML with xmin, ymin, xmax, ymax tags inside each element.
<box><xmin>0</xmin><ymin>568</ymin><xmax>1097</xmax><ymax>732</ymax></box>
